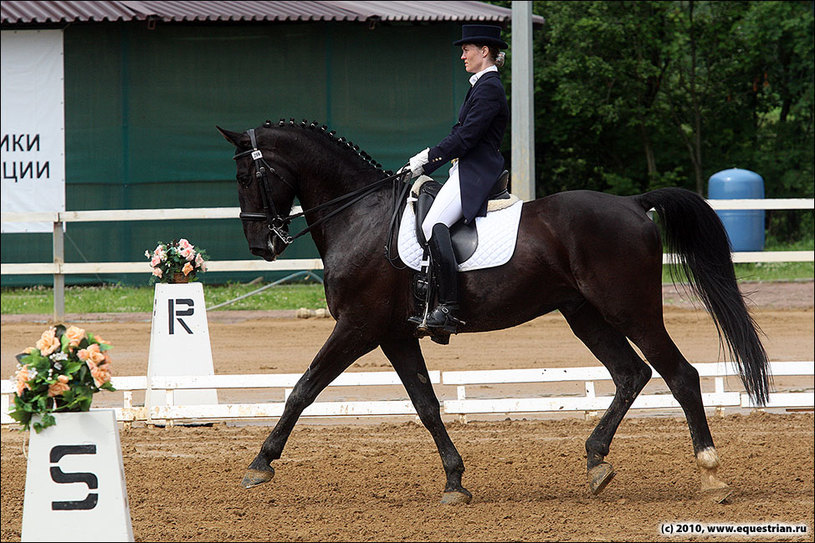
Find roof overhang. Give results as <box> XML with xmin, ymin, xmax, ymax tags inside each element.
<box><xmin>2</xmin><ymin>1</ymin><xmax>544</xmax><ymax>27</ymax></box>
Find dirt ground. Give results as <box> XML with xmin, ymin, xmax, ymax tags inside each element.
<box><xmin>1</xmin><ymin>280</ymin><xmax>813</xmax><ymax>542</ymax></box>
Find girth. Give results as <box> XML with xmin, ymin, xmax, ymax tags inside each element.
<box><xmin>414</xmin><ymin>170</ymin><xmax>511</xmax><ymax>264</ymax></box>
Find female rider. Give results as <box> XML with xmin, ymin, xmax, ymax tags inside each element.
<box><xmin>403</xmin><ymin>24</ymin><xmax>509</xmax><ymax>334</ymax></box>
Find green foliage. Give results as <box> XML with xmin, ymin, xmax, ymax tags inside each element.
<box><xmin>492</xmin><ymin>1</ymin><xmax>813</xmax><ymax>242</ymax></box>
<box><xmin>10</xmin><ymin>324</ymin><xmax>116</xmax><ymax>433</ymax></box>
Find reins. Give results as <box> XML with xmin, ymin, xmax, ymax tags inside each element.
<box><xmin>234</xmin><ymin>128</ymin><xmax>411</xmax><ymax>251</ymax></box>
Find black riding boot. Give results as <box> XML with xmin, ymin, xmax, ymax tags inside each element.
<box><xmin>425</xmin><ymin>223</ymin><xmax>463</xmax><ymax>333</ymax></box>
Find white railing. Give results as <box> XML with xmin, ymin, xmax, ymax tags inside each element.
<box><xmin>2</xmin><ymin>361</ymin><xmax>811</xmax><ymax>426</ymax></box>
<box><xmin>442</xmin><ymin>361</ymin><xmax>814</xmax><ymax>420</ymax></box>
<box><xmin>1</xmin><ymin>199</ymin><xmax>813</xmax><ymax>319</ymax></box>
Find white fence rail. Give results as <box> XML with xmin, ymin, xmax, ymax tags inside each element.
<box><xmin>1</xmin><ymin>199</ymin><xmax>813</xmax><ymax>320</ymax></box>
<box><xmin>2</xmin><ymin>362</ymin><xmax>811</xmax><ymax>426</ymax></box>
<box><xmin>442</xmin><ymin>361</ymin><xmax>814</xmax><ymax>418</ymax></box>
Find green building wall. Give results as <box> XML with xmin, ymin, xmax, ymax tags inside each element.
<box><xmin>2</xmin><ymin>20</ymin><xmax>468</xmax><ymax>286</ymax></box>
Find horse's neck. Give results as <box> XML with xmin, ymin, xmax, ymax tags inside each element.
<box><xmin>270</xmin><ymin>129</ymin><xmax>391</xmax><ymax>258</ymax></box>
<box><xmin>292</xmin><ymin>157</ymin><xmax>391</xmax><ymax>258</ymax></box>
<box><xmin>298</xmin><ymin>169</ymin><xmax>374</xmax><ymax>208</ymax></box>
<box><xmin>277</xmin><ymin>132</ymin><xmax>375</xmax><ymax>206</ymax></box>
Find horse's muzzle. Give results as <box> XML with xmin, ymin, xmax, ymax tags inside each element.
<box><xmin>249</xmin><ymin>232</ymin><xmax>280</xmax><ymax>261</ymax></box>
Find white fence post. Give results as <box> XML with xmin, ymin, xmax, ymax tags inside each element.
<box><xmin>53</xmin><ymin>219</ymin><xmax>65</xmax><ymax>321</ymax></box>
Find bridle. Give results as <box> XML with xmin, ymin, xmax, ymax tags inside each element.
<box><xmin>233</xmin><ymin>129</ymin><xmax>295</xmax><ymax>245</ymax></box>
<box><xmin>232</xmin><ymin>128</ymin><xmax>411</xmax><ymax>251</ymax></box>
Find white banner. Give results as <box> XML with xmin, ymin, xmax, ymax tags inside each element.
<box><xmin>1</xmin><ymin>29</ymin><xmax>66</xmax><ymax>233</ymax></box>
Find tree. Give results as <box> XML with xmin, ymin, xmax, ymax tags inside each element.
<box><xmin>490</xmin><ymin>1</ymin><xmax>812</xmax><ymax>240</ymax></box>
<box><xmin>531</xmin><ymin>1</ymin><xmax>684</xmax><ymax>195</ymax></box>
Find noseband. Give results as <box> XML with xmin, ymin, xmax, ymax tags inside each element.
<box><xmin>232</xmin><ymin>128</ymin><xmax>412</xmax><ymax>251</ymax></box>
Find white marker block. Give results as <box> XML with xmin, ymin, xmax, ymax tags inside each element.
<box><xmin>146</xmin><ymin>282</ymin><xmax>217</xmax><ymax>407</ymax></box>
<box><xmin>21</xmin><ymin>410</ymin><xmax>134</xmax><ymax>542</ymax></box>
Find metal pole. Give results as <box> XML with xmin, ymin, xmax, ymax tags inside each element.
<box><xmin>511</xmin><ymin>1</ymin><xmax>535</xmax><ymax>202</ymax></box>
<box><xmin>53</xmin><ymin>220</ymin><xmax>65</xmax><ymax>322</ymax></box>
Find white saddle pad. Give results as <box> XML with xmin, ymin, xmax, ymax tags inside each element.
<box><xmin>397</xmin><ymin>196</ymin><xmax>523</xmax><ymax>272</ymax></box>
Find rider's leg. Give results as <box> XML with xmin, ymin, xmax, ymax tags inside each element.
<box><xmin>424</xmin><ymin>223</ymin><xmax>463</xmax><ymax>332</ymax></box>
<box><xmin>421</xmin><ymin>164</ymin><xmax>463</xmax><ymax>241</ymax></box>
<box><xmin>420</xmin><ymin>165</ymin><xmax>464</xmax><ymax>333</ymax></box>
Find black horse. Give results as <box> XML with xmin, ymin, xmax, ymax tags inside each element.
<box><xmin>218</xmin><ymin>120</ymin><xmax>769</xmax><ymax>504</ymax></box>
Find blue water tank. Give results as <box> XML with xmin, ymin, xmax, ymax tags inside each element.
<box><xmin>708</xmin><ymin>168</ymin><xmax>765</xmax><ymax>251</ymax></box>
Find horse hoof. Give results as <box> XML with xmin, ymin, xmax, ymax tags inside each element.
<box><xmin>241</xmin><ymin>467</ymin><xmax>275</xmax><ymax>489</ymax></box>
<box><xmin>701</xmin><ymin>485</ymin><xmax>733</xmax><ymax>504</ymax></box>
<box><xmin>441</xmin><ymin>490</ymin><xmax>472</xmax><ymax>505</ymax></box>
<box><xmin>588</xmin><ymin>462</ymin><xmax>616</xmax><ymax>495</ymax></box>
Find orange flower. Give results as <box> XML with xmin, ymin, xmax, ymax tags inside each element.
<box><xmin>48</xmin><ymin>375</ymin><xmax>71</xmax><ymax>397</ymax></box>
<box><xmin>91</xmin><ymin>364</ymin><xmax>111</xmax><ymax>387</ymax></box>
<box><xmin>15</xmin><ymin>365</ymin><xmax>32</xmax><ymax>396</ymax></box>
<box><xmin>36</xmin><ymin>327</ymin><xmax>60</xmax><ymax>356</ymax></box>
<box><xmin>77</xmin><ymin>343</ymin><xmax>105</xmax><ymax>365</ymax></box>
<box><xmin>65</xmin><ymin>326</ymin><xmax>86</xmax><ymax>348</ymax></box>
<box><xmin>182</xmin><ymin>262</ymin><xmax>194</xmax><ymax>276</ymax></box>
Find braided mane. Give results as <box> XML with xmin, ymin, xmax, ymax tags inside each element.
<box><xmin>265</xmin><ymin>118</ymin><xmax>393</xmax><ymax>175</ymax></box>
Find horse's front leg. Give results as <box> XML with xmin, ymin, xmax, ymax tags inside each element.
<box><xmin>380</xmin><ymin>337</ymin><xmax>471</xmax><ymax>504</ymax></box>
<box><xmin>242</xmin><ymin>320</ymin><xmax>377</xmax><ymax>488</ymax></box>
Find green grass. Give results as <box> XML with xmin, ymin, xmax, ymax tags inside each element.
<box><xmin>0</xmin><ymin>282</ymin><xmax>328</xmax><ymax>315</ymax></box>
<box><xmin>662</xmin><ymin>261</ymin><xmax>814</xmax><ymax>284</ymax></box>
<box><xmin>2</xmin><ymin>239</ymin><xmax>812</xmax><ymax>315</ymax></box>
<box><xmin>2</xmin><ymin>261</ymin><xmax>812</xmax><ymax>315</ymax></box>
<box><xmin>662</xmin><ymin>238</ymin><xmax>814</xmax><ymax>283</ymax></box>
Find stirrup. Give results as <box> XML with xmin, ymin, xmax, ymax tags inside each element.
<box><xmin>425</xmin><ymin>304</ymin><xmax>464</xmax><ymax>334</ymax></box>
<box><xmin>408</xmin><ymin>315</ymin><xmax>452</xmax><ymax>344</ymax></box>
<box><xmin>408</xmin><ymin>315</ymin><xmax>431</xmax><ymax>337</ymax></box>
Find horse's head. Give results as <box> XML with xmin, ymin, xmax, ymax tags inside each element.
<box><xmin>217</xmin><ymin>125</ymin><xmax>296</xmax><ymax>261</ymax></box>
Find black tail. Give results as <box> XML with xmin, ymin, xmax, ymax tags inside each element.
<box><xmin>635</xmin><ymin>187</ymin><xmax>771</xmax><ymax>406</ymax></box>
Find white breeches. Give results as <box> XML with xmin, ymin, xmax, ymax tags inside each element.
<box><xmin>421</xmin><ymin>162</ymin><xmax>463</xmax><ymax>241</ymax></box>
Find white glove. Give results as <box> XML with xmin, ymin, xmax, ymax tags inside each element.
<box><xmin>407</xmin><ymin>148</ymin><xmax>430</xmax><ymax>178</ymax></box>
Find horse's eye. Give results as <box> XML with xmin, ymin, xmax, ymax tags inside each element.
<box><xmin>237</xmin><ymin>174</ymin><xmax>250</xmax><ymax>186</ymax></box>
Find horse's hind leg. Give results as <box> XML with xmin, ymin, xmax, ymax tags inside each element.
<box><xmin>562</xmin><ymin>302</ymin><xmax>652</xmax><ymax>496</ymax></box>
<box><xmin>242</xmin><ymin>320</ymin><xmax>377</xmax><ymax>488</ymax></box>
<box><xmin>631</xmin><ymin>327</ymin><xmax>732</xmax><ymax>503</ymax></box>
<box><xmin>380</xmin><ymin>337</ymin><xmax>471</xmax><ymax>504</ymax></box>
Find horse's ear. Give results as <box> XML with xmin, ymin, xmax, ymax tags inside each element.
<box><xmin>216</xmin><ymin>126</ymin><xmax>244</xmax><ymax>147</ymax></box>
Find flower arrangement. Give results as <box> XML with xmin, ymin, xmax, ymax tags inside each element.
<box><xmin>145</xmin><ymin>238</ymin><xmax>208</xmax><ymax>283</ymax></box>
<box><xmin>10</xmin><ymin>324</ymin><xmax>116</xmax><ymax>433</ymax></box>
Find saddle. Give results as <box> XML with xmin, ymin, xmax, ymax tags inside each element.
<box><xmin>413</xmin><ymin>170</ymin><xmax>512</xmax><ymax>262</ymax></box>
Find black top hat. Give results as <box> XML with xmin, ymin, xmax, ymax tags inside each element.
<box><xmin>453</xmin><ymin>24</ymin><xmax>508</xmax><ymax>49</ymax></box>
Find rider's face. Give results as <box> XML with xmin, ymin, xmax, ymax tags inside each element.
<box><xmin>461</xmin><ymin>44</ymin><xmax>488</xmax><ymax>74</ymax></box>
